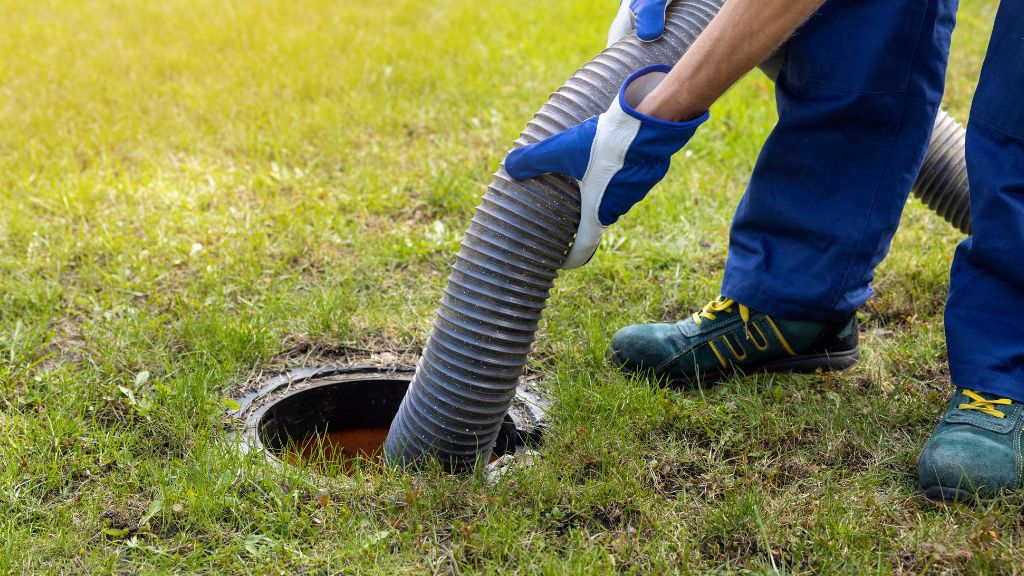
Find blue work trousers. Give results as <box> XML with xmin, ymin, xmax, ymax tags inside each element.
<box><xmin>944</xmin><ymin>0</ymin><xmax>1024</xmax><ymax>401</ymax></box>
<box><xmin>720</xmin><ymin>0</ymin><xmax>1024</xmax><ymax>399</ymax></box>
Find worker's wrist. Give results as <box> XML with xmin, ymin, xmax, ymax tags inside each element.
<box><xmin>623</xmin><ymin>65</ymin><xmax>709</xmax><ymax>124</ymax></box>
<box><xmin>635</xmin><ymin>90</ymin><xmax>707</xmax><ymax>123</ymax></box>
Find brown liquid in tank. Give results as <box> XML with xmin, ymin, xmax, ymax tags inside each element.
<box><xmin>285</xmin><ymin>427</ymin><xmax>390</xmax><ymax>468</ymax></box>
<box><xmin>285</xmin><ymin>427</ymin><xmax>501</xmax><ymax>468</ymax></box>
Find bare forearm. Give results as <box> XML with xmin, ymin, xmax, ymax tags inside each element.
<box><xmin>636</xmin><ymin>0</ymin><xmax>827</xmax><ymax>121</ymax></box>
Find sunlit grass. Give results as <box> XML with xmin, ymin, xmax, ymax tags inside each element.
<box><xmin>0</xmin><ymin>0</ymin><xmax>1014</xmax><ymax>572</ymax></box>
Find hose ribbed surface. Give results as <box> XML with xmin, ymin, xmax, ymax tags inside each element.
<box><xmin>385</xmin><ymin>0</ymin><xmax>971</xmax><ymax>471</ymax></box>
<box><xmin>915</xmin><ymin>110</ymin><xmax>971</xmax><ymax>234</ymax></box>
<box><xmin>384</xmin><ymin>0</ymin><xmax>726</xmax><ymax>470</ymax></box>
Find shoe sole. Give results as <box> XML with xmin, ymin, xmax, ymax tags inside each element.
<box><xmin>920</xmin><ymin>485</ymin><xmax>977</xmax><ymax>504</ymax></box>
<box><xmin>918</xmin><ymin>484</ymin><xmax>1023</xmax><ymax>504</ymax></box>
<box><xmin>663</xmin><ymin>347</ymin><xmax>861</xmax><ymax>388</ymax></box>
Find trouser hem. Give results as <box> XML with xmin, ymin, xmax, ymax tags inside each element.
<box><xmin>951</xmin><ymin>373</ymin><xmax>1024</xmax><ymax>404</ymax></box>
<box><xmin>721</xmin><ymin>276</ymin><xmax>858</xmax><ymax>323</ymax></box>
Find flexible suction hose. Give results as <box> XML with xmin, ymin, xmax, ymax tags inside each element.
<box><xmin>916</xmin><ymin>110</ymin><xmax>970</xmax><ymax>233</ymax></box>
<box><xmin>384</xmin><ymin>0</ymin><xmax>971</xmax><ymax>471</ymax></box>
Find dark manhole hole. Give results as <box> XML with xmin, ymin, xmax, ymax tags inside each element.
<box><xmin>231</xmin><ymin>365</ymin><xmax>548</xmax><ymax>471</ymax></box>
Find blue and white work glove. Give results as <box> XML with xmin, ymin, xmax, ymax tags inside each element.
<box><xmin>607</xmin><ymin>0</ymin><xmax>672</xmax><ymax>47</ymax></box>
<box><xmin>504</xmin><ymin>65</ymin><xmax>708</xmax><ymax>269</ymax></box>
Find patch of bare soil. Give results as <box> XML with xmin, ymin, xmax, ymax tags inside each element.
<box><xmin>229</xmin><ymin>334</ymin><xmax>421</xmax><ymax>400</ymax></box>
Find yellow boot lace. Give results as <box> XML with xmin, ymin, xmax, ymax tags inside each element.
<box><xmin>958</xmin><ymin>390</ymin><xmax>1013</xmax><ymax>419</ymax></box>
<box><xmin>692</xmin><ymin>296</ymin><xmax>751</xmax><ymax>330</ymax></box>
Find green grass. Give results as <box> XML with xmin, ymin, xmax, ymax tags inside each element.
<box><xmin>0</xmin><ymin>0</ymin><xmax>1017</xmax><ymax>573</ymax></box>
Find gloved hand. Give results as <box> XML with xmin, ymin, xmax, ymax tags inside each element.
<box><xmin>607</xmin><ymin>0</ymin><xmax>672</xmax><ymax>47</ymax></box>
<box><xmin>504</xmin><ymin>65</ymin><xmax>708</xmax><ymax>269</ymax></box>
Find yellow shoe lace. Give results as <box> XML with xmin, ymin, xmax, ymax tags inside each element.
<box><xmin>958</xmin><ymin>389</ymin><xmax>1013</xmax><ymax>419</ymax></box>
<box><xmin>692</xmin><ymin>296</ymin><xmax>750</xmax><ymax>328</ymax></box>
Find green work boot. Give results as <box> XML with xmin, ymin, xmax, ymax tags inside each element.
<box><xmin>608</xmin><ymin>296</ymin><xmax>859</xmax><ymax>386</ymax></box>
<box><xmin>918</xmin><ymin>388</ymin><xmax>1023</xmax><ymax>502</ymax></box>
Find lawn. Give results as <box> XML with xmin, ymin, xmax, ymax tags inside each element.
<box><xmin>0</xmin><ymin>0</ymin><xmax>1016</xmax><ymax>573</ymax></box>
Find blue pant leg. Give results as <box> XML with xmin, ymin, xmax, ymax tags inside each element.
<box><xmin>945</xmin><ymin>0</ymin><xmax>1024</xmax><ymax>401</ymax></box>
<box><xmin>721</xmin><ymin>0</ymin><xmax>957</xmax><ymax>322</ymax></box>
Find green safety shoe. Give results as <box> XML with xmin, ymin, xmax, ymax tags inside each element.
<box><xmin>918</xmin><ymin>388</ymin><xmax>1023</xmax><ymax>502</ymax></box>
<box><xmin>608</xmin><ymin>296</ymin><xmax>859</xmax><ymax>386</ymax></box>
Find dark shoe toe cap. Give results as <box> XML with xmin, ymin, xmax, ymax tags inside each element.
<box><xmin>918</xmin><ymin>425</ymin><xmax>1020</xmax><ymax>500</ymax></box>
<box><xmin>608</xmin><ymin>323</ymin><xmax>678</xmax><ymax>373</ymax></box>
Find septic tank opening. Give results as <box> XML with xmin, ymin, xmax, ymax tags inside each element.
<box><xmin>232</xmin><ymin>365</ymin><xmax>548</xmax><ymax>472</ymax></box>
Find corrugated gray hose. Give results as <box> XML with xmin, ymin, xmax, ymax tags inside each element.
<box><xmin>384</xmin><ymin>0</ymin><xmax>971</xmax><ymax>471</ymax></box>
